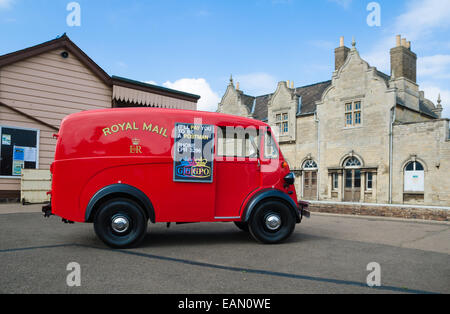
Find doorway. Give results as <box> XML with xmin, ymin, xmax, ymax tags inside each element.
<box><xmin>302</xmin><ymin>159</ymin><xmax>318</xmax><ymax>200</ymax></box>
<box><xmin>344</xmin><ymin>169</ymin><xmax>361</xmax><ymax>202</ymax></box>
<box><xmin>303</xmin><ymin>171</ymin><xmax>317</xmax><ymax>200</ymax></box>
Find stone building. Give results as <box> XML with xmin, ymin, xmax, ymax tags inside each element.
<box><xmin>217</xmin><ymin>36</ymin><xmax>450</xmax><ymax>206</ymax></box>
<box><xmin>0</xmin><ymin>34</ymin><xmax>200</xmax><ymax>200</ymax></box>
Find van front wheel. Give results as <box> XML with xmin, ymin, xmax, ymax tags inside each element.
<box><xmin>94</xmin><ymin>198</ymin><xmax>148</xmax><ymax>249</ymax></box>
<box><xmin>248</xmin><ymin>200</ymin><xmax>295</xmax><ymax>244</ymax></box>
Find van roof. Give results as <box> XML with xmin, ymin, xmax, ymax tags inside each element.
<box><xmin>65</xmin><ymin>108</ymin><xmax>269</xmax><ymax>127</ymax></box>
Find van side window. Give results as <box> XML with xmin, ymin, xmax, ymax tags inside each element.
<box><xmin>264</xmin><ymin>130</ymin><xmax>279</xmax><ymax>159</ymax></box>
<box><xmin>217</xmin><ymin>127</ymin><xmax>259</xmax><ymax>158</ymax></box>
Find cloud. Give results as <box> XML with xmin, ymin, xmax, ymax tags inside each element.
<box><xmin>364</xmin><ymin>0</ymin><xmax>450</xmax><ymax>73</ymax></box>
<box><xmin>361</xmin><ymin>0</ymin><xmax>450</xmax><ymax>113</ymax></box>
<box><xmin>0</xmin><ymin>0</ymin><xmax>14</xmax><ymax>9</ymax></box>
<box><xmin>234</xmin><ymin>73</ymin><xmax>278</xmax><ymax>96</ymax></box>
<box><xmin>328</xmin><ymin>0</ymin><xmax>352</xmax><ymax>9</ymax></box>
<box><xmin>394</xmin><ymin>0</ymin><xmax>450</xmax><ymax>40</ymax></box>
<box><xmin>162</xmin><ymin>78</ymin><xmax>220</xmax><ymax>112</ymax></box>
<box><xmin>418</xmin><ymin>55</ymin><xmax>450</xmax><ymax>79</ymax></box>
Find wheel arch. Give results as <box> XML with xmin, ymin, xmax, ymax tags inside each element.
<box><xmin>242</xmin><ymin>189</ymin><xmax>300</xmax><ymax>223</ymax></box>
<box><xmin>85</xmin><ymin>184</ymin><xmax>155</xmax><ymax>223</ymax></box>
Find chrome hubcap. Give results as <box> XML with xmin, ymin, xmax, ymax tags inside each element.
<box><xmin>265</xmin><ymin>214</ymin><xmax>282</xmax><ymax>231</ymax></box>
<box><xmin>111</xmin><ymin>215</ymin><xmax>130</xmax><ymax>233</ymax></box>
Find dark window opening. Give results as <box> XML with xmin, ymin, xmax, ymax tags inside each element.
<box><xmin>0</xmin><ymin>127</ymin><xmax>38</xmax><ymax>177</ymax></box>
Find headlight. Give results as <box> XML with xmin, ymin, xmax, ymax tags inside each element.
<box><xmin>284</xmin><ymin>172</ymin><xmax>295</xmax><ymax>185</ymax></box>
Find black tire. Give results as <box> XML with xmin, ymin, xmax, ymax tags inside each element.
<box><xmin>234</xmin><ymin>221</ymin><xmax>249</xmax><ymax>232</ymax></box>
<box><xmin>248</xmin><ymin>200</ymin><xmax>295</xmax><ymax>244</ymax></box>
<box><xmin>94</xmin><ymin>198</ymin><xmax>148</xmax><ymax>249</ymax></box>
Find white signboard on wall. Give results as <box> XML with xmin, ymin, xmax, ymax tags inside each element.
<box><xmin>404</xmin><ymin>171</ymin><xmax>424</xmax><ymax>192</ymax></box>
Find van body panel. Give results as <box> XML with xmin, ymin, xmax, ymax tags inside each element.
<box><xmin>50</xmin><ymin>108</ymin><xmax>299</xmax><ymax>224</ymax></box>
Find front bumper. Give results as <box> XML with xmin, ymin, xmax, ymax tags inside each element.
<box><xmin>298</xmin><ymin>200</ymin><xmax>311</xmax><ymax>219</ymax></box>
<box><xmin>42</xmin><ymin>202</ymin><xmax>52</xmax><ymax>217</ymax></box>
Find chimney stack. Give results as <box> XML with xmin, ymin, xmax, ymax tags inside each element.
<box><xmin>390</xmin><ymin>35</ymin><xmax>417</xmax><ymax>82</ymax></box>
<box><xmin>335</xmin><ymin>36</ymin><xmax>350</xmax><ymax>71</ymax></box>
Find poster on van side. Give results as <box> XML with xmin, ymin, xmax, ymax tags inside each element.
<box><xmin>173</xmin><ymin>123</ymin><xmax>214</xmax><ymax>183</ymax></box>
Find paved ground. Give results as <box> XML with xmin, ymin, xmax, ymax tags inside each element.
<box><xmin>0</xmin><ymin>204</ymin><xmax>449</xmax><ymax>294</ymax></box>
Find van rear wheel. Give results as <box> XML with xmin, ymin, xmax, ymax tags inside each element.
<box><xmin>94</xmin><ymin>198</ymin><xmax>148</xmax><ymax>249</ymax></box>
<box><xmin>248</xmin><ymin>200</ymin><xmax>295</xmax><ymax>244</ymax></box>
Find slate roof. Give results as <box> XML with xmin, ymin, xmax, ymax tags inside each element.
<box><xmin>238</xmin><ymin>92</ymin><xmax>256</xmax><ymax>114</ymax></box>
<box><xmin>376</xmin><ymin>70</ymin><xmax>391</xmax><ymax>82</ymax></box>
<box><xmin>234</xmin><ymin>71</ymin><xmax>440</xmax><ymax>122</ymax></box>
<box><xmin>240</xmin><ymin>80</ymin><xmax>332</xmax><ymax>121</ymax></box>
<box><xmin>419</xmin><ymin>100</ymin><xmax>438</xmax><ymax>118</ymax></box>
<box><xmin>253</xmin><ymin>94</ymin><xmax>271</xmax><ymax>121</ymax></box>
<box><xmin>396</xmin><ymin>97</ymin><xmax>438</xmax><ymax>119</ymax></box>
<box><xmin>294</xmin><ymin>81</ymin><xmax>332</xmax><ymax>115</ymax></box>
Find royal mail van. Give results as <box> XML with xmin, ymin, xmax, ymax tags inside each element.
<box><xmin>43</xmin><ymin>108</ymin><xmax>309</xmax><ymax>248</ymax></box>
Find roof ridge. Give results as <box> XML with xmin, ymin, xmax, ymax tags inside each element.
<box><xmin>238</xmin><ymin>80</ymin><xmax>332</xmax><ymax>99</ymax></box>
<box><xmin>294</xmin><ymin>80</ymin><xmax>332</xmax><ymax>90</ymax></box>
<box><xmin>0</xmin><ymin>34</ymin><xmax>112</xmax><ymax>86</ymax></box>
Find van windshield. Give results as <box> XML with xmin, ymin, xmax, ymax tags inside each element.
<box><xmin>264</xmin><ymin>130</ymin><xmax>279</xmax><ymax>159</ymax></box>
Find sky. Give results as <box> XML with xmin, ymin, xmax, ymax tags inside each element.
<box><xmin>0</xmin><ymin>0</ymin><xmax>449</xmax><ymax>117</ymax></box>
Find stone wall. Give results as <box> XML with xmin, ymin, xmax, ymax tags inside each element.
<box><xmin>392</xmin><ymin>119</ymin><xmax>450</xmax><ymax>206</ymax></box>
<box><xmin>316</xmin><ymin>48</ymin><xmax>396</xmax><ymax>203</ymax></box>
<box><xmin>308</xmin><ymin>202</ymin><xmax>449</xmax><ymax>222</ymax></box>
<box><xmin>268</xmin><ymin>82</ymin><xmax>298</xmax><ymax>143</ymax></box>
<box><xmin>217</xmin><ymin>83</ymin><xmax>250</xmax><ymax>117</ymax></box>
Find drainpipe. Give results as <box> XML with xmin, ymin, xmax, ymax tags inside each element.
<box><xmin>315</xmin><ymin>112</ymin><xmax>320</xmax><ymax>201</ymax></box>
<box><xmin>389</xmin><ymin>106</ymin><xmax>396</xmax><ymax>204</ymax></box>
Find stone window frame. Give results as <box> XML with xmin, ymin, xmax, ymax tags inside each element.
<box><xmin>275</xmin><ymin>112</ymin><xmax>289</xmax><ymax>136</ymax></box>
<box><xmin>302</xmin><ymin>159</ymin><xmax>318</xmax><ymax>170</ymax></box>
<box><xmin>366</xmin><ymin>172</ymin><xmax>374</xmax><ymax>190</ymax></box>
<box><xmin>344</xmin><ymin>100</ymin><xmax>363</xmax><ymax>128</ymax></box>
<box><xmin>341</xmin><ymin>154</ymin><xmax>364</xmax><ymax>196</ymax></box>
<box><xmin>332</xmin><ymin>173</ymin><xmax>339</xmax><ymax>191</ymax></box>
<box><xmin>344</xmin><ymin>156</ymin><xmax>362</xmax><ymax>168</ymax></box>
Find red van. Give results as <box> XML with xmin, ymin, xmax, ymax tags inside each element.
<box><xmin>43</xmin><ymin>108</ymin><xmax>309</xmax><ymax>248</ymax></box>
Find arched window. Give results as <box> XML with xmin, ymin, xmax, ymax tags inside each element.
<box><xmin>303</xmin><ymin>159</ymin><xmax>318</xmax><ymax>170</ymax></box>
<box><xmin>405</xmin><ymin>161</ymin><xmax>424</xmax><ymax>171</ymax></box>
<box><xmin>344</xmin><ymin>157</ymin><xmax>361</xmax><ymax>168</ymax></box>
<box><xmin>404</xmin><ymin>161</ymin><xmax>424</xmax><ymax>192</ymax></box>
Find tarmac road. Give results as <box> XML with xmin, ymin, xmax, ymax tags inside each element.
<box><xmin>0</xmin><ymin>204</ymin><xmax>449</xmax><ymax>294</ymax></box>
